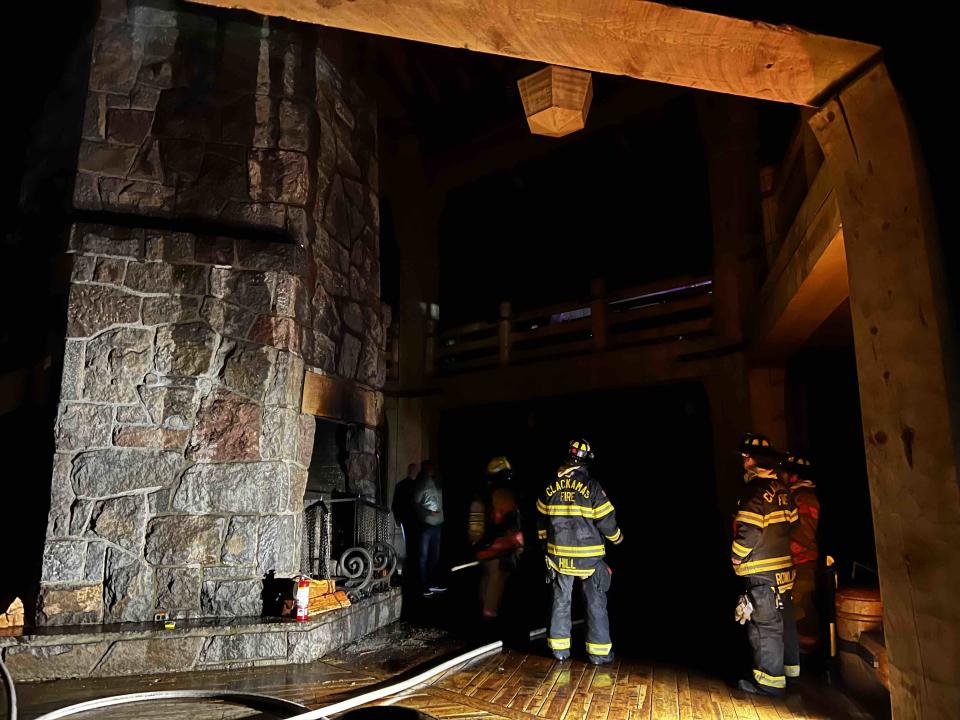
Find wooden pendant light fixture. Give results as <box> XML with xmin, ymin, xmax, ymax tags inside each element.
<box><xmin>517</xmin><ymin>65</ymin><xmax>593</xmax><ymax>138</ymax></box>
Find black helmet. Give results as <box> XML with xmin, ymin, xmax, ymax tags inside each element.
<box><xmin>779</xmin><ymin>452</ymin><xmax>813</xmax><ymax>478</ymax></box>
<box><xmin>568</xmin><ymin>438</ymin><xmax>594</xmax><ymax>462</ymax></box>
<box><xmin>486</xmin><ymin>456</ymin><xmax>512</xmax><ymax>476</ymax></box>
<box><xmin>738</xmin><ymin>433</ymin><xmax>779</xmax><ymax>467</ymax></box>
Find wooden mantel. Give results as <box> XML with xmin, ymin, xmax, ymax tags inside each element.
<box><xmin>187</xmin><ymin>0</ymin><xmax>879</xmax><ymax>106</ymax></box>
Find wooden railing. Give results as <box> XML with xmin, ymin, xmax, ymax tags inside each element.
<box><xmin>432</xmin><ymin>275</ymin><xmax>714</xmax><ymax>375</ymax></box>
<box><xmin>760</xmin><ymin>115</ymin><xmax>825</xmax><ymax>270</ymax></box>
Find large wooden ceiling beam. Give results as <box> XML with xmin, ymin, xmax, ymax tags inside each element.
<box><xmin>188</xmin><ymin>0</ymin><xmax>879</xmax><ymax>106</ymax></box>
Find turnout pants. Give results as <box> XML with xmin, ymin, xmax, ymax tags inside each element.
<box><xmin>548</xmin><ymin>562</ymin><xmax>612</xmax><ymax>659</ymax></box>
<box><xmin>744</xmin><ymin>579</ymin><xmax>799</xmax><ymax>695</ymax></box>
<box><xmin>791</xmin><ymin>562</ymin><xmax>819</xmax><ymax>642</ymax></box>
<box><xmin>480</xmin><ymin>557</ymin><xmax>510</xmax><ymax>619</ymax></box>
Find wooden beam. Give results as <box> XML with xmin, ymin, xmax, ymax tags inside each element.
<box><xmin>436</xmin><ymin>335</ymin><xmax>715</xmax><ymax>409</ymax></box>
<box><xmin>752</xmin><ymin>165</ymin><xmax>848</xmax><ymax>360</ymax></box>
<box><xmin>188</xmin><ymin>0</ymin><xmax>879</xmax><ymax>106</ymax></box>
<box><xmin>812</xmin><ymin>62</ymin><xmax>960</xmax><ymax>718</ymax></box>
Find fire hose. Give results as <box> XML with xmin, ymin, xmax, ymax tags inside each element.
<box><xmin>1</xmin><ymin>648</ymin><xmax>17</xmax><ymax>720</ymax></box>
<box><xmin>23</xmin><ymin>639</ymin><xmax>503</xmax><ymax>720</ymax></box>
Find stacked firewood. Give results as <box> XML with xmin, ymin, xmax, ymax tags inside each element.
<box><xmin>306</xmin><ymin>579</ymin><xmax>351</xmax><ymax>616</ymax></box>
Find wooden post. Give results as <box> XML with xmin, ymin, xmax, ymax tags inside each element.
<box><xmin>705</xmin><ymin>355</ymin><xmax>753</xmax><ymax>516</ymax></box>
<box><xmin>811</xmin><ymin>62</ymin><xmax>960</xmax><ymax>719</ymax></box>
<box><xmin>747</xmin><ymin>367</ymin><xmax>787</xmax><ymax>451</ymax></box>
<box><xmin>424</xmin><ymin>317</ymin><xmax>436</xmax><ymax>378</ymax></box>
<box><xmin>590</xmin><ymin>278</ymin><xmax>608</xmax><ymax>351</ymax></box>
<box><xmin>697</xmin><ymin>95</ymin><xmax>762</xmax><ymax>346</ymax></box>
<box><xmin>498</xmin><ymin>301</ymin><xmax>512</xmax><ymax>366</ymax></box>
<box><xmin>759</xmin><ymin>165</ymin><xmax>779</xmax><ymax>269</ymax></box>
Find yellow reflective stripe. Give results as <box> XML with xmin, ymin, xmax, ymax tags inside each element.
<box><xmin>605</xmin><ymin>528</ymin><xmax>622</xmax><ymax>542</ymax></box>
<box><xmin>538</xmin><ymin>502</ymin><xmax>603</xmax><ymax>518</ymax></box>
<box><xmin>547</xmin><ymin>637</ymin><xmax>571</xmax><ymax>650</ymax></box>
<box><xmin>732</xmin><ymin>541</ymin><xmax>752</xmax><ymax>558</ymax></box>
<box><xmin>736</xmin><ymin>511</ymin><xmax>765</xmax><ymax>527</ymax></box>
<box><xmin>537</xmin><ymin>529</ymin><xmax>548</xmax><ymax>539</ymax></box>
<box><xmin>593</xmin><ymin>501</ymin><xmax>614</xmax><ymax>518</ymax></box>
<box><xmin>586</xmin><ymin>642</ymin><xmax>612</xmax><ymax>655</ymax></box>
<box><xmin>753</xmin><ymin>669</ymin><xmax>786</xmax><ymax>688</ymax></box>
<box><xmin>547</xmin><ymin>543</ymin><xmax>605</xmax><ymax>558</ymax></box>
<box><xmin>739</xmin><ymin>555</ymin><xmax>793</xmax><ymax>569</ymax></box>
<box><xmin>735</xmin><ymin>556</ymin><xmax>793</xmax><ymax>575</ymax></box>
<box><xmin>784</xmin><ymin>665</ymin><xmax>800</xmax><ymax>678</ymax></box>
<box><xmin>765</xmin><ymin>510</ymin><xmax>799</xmax><ymax>524</ymax></box>
<box><xmin>737</xmin><ymin>510</ymin><xmax>799</xmax><ymax>527</ymax></box>
<box><xmin>546</xmin><ymin>558</ymin><xmax>595</xmax><ymax>577</ymax></box>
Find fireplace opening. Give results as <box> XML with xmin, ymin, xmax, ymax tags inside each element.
<box><xmin>300</xmin><ymin>418</ymin><xmax>396</xmax><ymax>598</ymax></box>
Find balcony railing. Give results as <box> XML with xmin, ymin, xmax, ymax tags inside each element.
<box><xmin>431</xmin><ymin>275</ymin><xmax>714</xmax><ymax>375</ymax></box>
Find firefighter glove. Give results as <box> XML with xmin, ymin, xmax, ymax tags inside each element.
<box><xmin>734</xmin><ymin>594</ymin><xmax>754</xmax><ymax>625</ymax></box>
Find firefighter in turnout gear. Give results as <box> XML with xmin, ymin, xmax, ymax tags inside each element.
<box><xmin>469</xmin><ymin>456</ymin><xmax>524</xmax><ymax>622</ymax></box>
<box><xmin>732</xmin><ymin>433</ymin><xmax>799</xmax><ymax>696</ymax></box>
<box><xmin>537</xmin><ymin>439</ymin><xmax>623</xmax><ymax>664</ymax></box>
<box><xmin>779</xmin><ymin>453</ymin><xmax>820</xmax><ymax>650</ymax></box>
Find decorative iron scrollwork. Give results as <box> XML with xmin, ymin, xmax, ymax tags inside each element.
<box><xmin>339</xmin><ymin>546</ymin><xmax>374</xmax><ymax>599</ymax></box>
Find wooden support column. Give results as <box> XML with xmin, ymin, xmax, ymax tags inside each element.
<box><xmin>811</xmin><ymin>62</ymin><xmax>960</xmax><ymax>719</ymax></box>
<box><xmin>590</xmin><ymin>278</ymin><xmax>608</xmax><ymax>351</ymax></box>
<box><xmin>697</xmin><ymin>95</ymin><xmax>763</xmax><ymax>345</ymax></box>
<box><xmin>705</xmin><ymin>355</ymin><xmax>753</xmax><ymax>515</ymax></box>
<box><xmin>748</xmin><ymin>367</ymin><xmax>788</xmax><ymax>451</ymax></box>
<box><xmin>498</xmin><ymin>301</ymin><xmax>512</xmax><ymax>366</ymax></box>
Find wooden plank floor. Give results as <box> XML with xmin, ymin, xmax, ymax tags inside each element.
<box><xmin>381</xmin><ymin>649</ymin><xmax>868</xmax><ymax>720</ymax></box>
<box><xmin>16</xmin><ymin>640</ymin><xmax>875</xmax><ymax>720</ymax></box>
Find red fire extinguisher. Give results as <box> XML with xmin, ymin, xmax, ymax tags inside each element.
<box><xmin>295</xmin><ymin>577</ymin><xmax>310</xmax><ymax>622</ymax></box>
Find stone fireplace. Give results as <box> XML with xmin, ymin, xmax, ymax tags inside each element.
<box><xmin>36</xmin><ymin>0</ymin><xmax>388</xmax><ymax>628</ymax></box>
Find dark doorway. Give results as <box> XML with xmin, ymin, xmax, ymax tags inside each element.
<box><xmin>437</xmin><ymin>381</ymin><xmax>745</xmax><ymax>674</ymax></box>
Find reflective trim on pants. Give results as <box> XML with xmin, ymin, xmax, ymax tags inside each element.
<box><xmin>549</xmin><ymin>563</ymin><xmax>612</xmax><ymax>658</ymax></box>
<box><xmin>753</xmin><ymin>669</ymin><xmax>786</xmax><ymax>689</ymax></box>
<box><xmin>547</xmin><ymin>637</ymin><xmax>570</xmax><ymax>650</ymax></box>
<box><xmin>745</xmin><ymin>581</ymin><xmax>788</xmax><ymax>696</ymax></box>
<box><xmin>785</xmin><ymin>664</ymin><xmax>800</xmax><ymax>678</ymax></box>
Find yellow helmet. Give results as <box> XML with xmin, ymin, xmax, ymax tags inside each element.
<box><xmin>486</xmin><ymin>456</ymin><xmax>512</xmax><ymax>475</ymax></box>
<box><xmin>779</xmin><ymin>452</ymin><xmax>813</xmax><ymax>477</ymax></box>
<box><xmin>568</xmin><ymin>438</ymin><xmax>594</xmax><ymax>461</ymax></box>
<box><xmin>739</xmin><ymin>433</ymin><xmax>777</xmax><ymax>458</ymax></box>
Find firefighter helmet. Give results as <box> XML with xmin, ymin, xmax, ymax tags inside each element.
<box><xmin>779</xmin><ymin>452</ymin><xmax>813</xmax><ymax>477</ymax></box>
<box><xmin>486</xmin><ymin>456</ymin><xmax>512</xmax><ymax>475</ymax></box>
<box><xmin>568</xmin><ymin>438</ymin><xmax>594</xmax><ymax>461</ymax></box>
<box><xmin>738</xmin><ymin>433</ymin><xmax>779</xmax><ymax>465</ymax></box>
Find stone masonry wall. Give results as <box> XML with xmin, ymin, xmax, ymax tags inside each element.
<box><xmin>39</xmin><ymin>0</ymin><xmax>385</xmax><ymax>625</ymax></box>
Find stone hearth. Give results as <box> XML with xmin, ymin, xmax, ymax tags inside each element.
<box><xmin>1</xmin><ymin>589</ymin><xmax>400</xmax><ymax>681</ymax></box>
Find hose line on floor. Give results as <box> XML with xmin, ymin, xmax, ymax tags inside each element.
<box><xmin>0</xmin><ymin>651</ymin><xmax>17</xmax><ymax>720</ymax></box>
<box><xmin>29</xmin><ymin>639</ymin><xmax>504</xmax><ymax>720</ymax></box>
<box><xmin>33</xmin><ymin>690</ymin><xmax>310</xmax><ymax>720</ymax></box>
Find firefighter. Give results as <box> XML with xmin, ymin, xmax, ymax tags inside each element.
<box><xmin>732</xmin><ymin>433</ymin><xmax>799</xmax><ymax>695</ymax></box>
<box><xmin>779</xmin><ymin>453</ymin><xmax>820</xmax><ymax>652</ymax></box>
<box><xmin>537</xmin><ymin>439</ymin><xmax>623</xmax><ymax>664</ymax></box>
<box><xmin>468</xmin><ymin>456</ymin><xmax>524</xmax><ymax>623</ymax></box>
